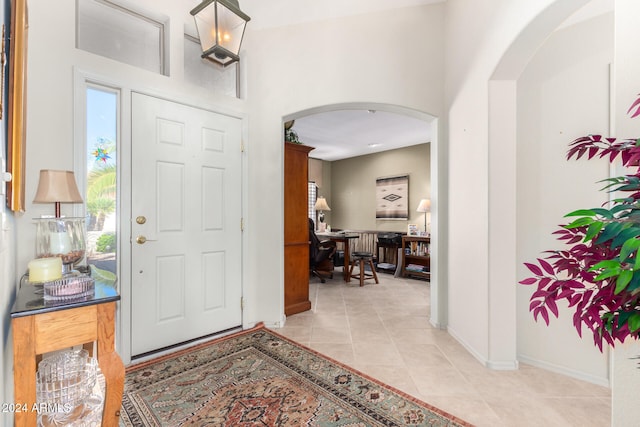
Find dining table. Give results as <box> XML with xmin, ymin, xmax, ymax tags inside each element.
<box><xmin>316</xmin><ymin>231</ymin><xmax>360</xmax><ymax>282</ymax></box>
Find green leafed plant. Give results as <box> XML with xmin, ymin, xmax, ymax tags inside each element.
<box><xmin>285</xmin><ymin>127</ymin><xmax>302</xmax><ymax>144</ymax></box>
<box><xmin>520</xmin><ymin>95</ymin><xmax>640</xmax><ymax>351</ymax></box>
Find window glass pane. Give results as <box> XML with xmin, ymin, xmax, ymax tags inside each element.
<box><xmin>86</xmin><ymin>87</ymin><xmax>118</xmax><ymax>278</ymax></box>
<box><xmin>308</xmin><ymin>182</ymin><xmax>317</xmax><ymax>222</ymax></box>
<box><xmin>77</xmin><ymin>0</ymin><xmax>166</xmax><ymax>75</ymax></box>
<box><xmin>184</xmin><ymin>35</ymin><xmax>238</xmax><ymax>98</ymax></box>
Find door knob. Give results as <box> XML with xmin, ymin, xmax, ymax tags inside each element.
<box><xmin>136</xmin><ymin>216</ymin><xmax>146</xmax><ymax>224</ymax></box>
<box><xmin>136</xmin><ymin>235</ymin><xmax>147</xmax><ymax>244</ymax></box>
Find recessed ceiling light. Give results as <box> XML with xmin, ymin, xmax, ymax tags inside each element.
<box><xmin>368</xmin><ymin>143</ymin><xmax>382</xmax><ymax>148</ymax></box>
<box><xmin>367</xmin><ymin>109</ymin><xmax>376</xmax><ymax>114</ymax></box>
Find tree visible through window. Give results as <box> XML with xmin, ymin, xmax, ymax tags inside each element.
<box><xmin>86</xmin><ymin>87</ymin><xmax>118</xmax><ymax>277</ymax></box>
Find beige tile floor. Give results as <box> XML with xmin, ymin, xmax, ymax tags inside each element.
<box><xmin>273</xmin><ymin>271</ymin><xmax>611</xmax><ymax>427</ymax></box>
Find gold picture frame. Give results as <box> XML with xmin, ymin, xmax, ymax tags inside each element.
<box><xmin>7</xmin><ymin>0</ymin><xmax>28</xmax><ymax>212</ymax></box>
<box><xmin>0</xmin><ymin>24</ymin><xmax>5</xmax><ymax>121</ymax></box>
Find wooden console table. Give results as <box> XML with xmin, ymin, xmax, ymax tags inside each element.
<box><xmin>11</xmin><ymin>280</ymin><xmax>124</xmax><ymax>427</ymax></box>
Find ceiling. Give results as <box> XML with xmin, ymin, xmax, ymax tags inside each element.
<box><xmin>292</xmin><ymin>110</ymin><xmax>433</xmax><ymax>161</ymax></box>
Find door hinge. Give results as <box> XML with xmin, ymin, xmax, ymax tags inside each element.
<box><xmin>241</xmin><ymin>297</ymin><xmax>245</xmax><ymax>310</ymax></box>
<box><xmin>241</xmin><ymin>139</ymin><xmax>245</xmax><ymax>152</ymax></box>
<box><xmin>241</xmin><ymin>217</ymin><xmax>244</xmax><ymax>231</ymax></box>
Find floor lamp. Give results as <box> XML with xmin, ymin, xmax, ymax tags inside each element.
<box><xmin>416</xmin><ymin>199</ymin><xmax>431</xmax><ymax>235</ymax></box>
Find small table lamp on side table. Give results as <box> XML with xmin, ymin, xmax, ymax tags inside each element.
<box><xmin>32</xmin><ymin>169</ymin><xmax>86</xmax><ymax>276</ymax></box>
<box><xmin>315</xmin><ymin>196</ymin><xmax>331</xmax><ymax>232</ymax></box>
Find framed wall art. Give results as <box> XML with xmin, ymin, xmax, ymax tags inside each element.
<box><xmin>375</xmin><ymin>174</ymin><xmax>408</xmax><ymax>220</ymax></box>
<box><xmin>7</xmin><ymin>0</ymin><xmax>28</xmax><ymax>212</ymax></box>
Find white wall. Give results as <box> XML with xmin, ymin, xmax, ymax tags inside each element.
<box><xmin>0</xmin><ymin>166</ymin><xmax>15</xmax><ymax>426</ymax></box>
<box><xmin>444</xmin><ymin>0</ymin><xmax>596</xmax><ymax>369</ymax></box>
<box><xmin>516</xmin><ymin>13</ymin><xmax>612</xmax><ymax>385</ymax></box>
<box><xmin>0</xmin><ymin>217</ymin><xmax>14</xmax><ymax>424</ymax></box>
<box><xmin>446</xmin><ymin>0</ymin><xmax>551</xmax><ymax>367</ymax></box>
<box><xmin>242</xmin><ymin>4</ymin><xmax>446</xmax><ymax>326</ymax></box>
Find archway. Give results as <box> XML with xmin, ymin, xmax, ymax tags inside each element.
<box><xmin>283</xmin><ymin>102</ymin><xmax>445</xmax><ymax>327</ymax></box>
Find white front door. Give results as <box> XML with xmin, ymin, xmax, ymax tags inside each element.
<box><xmin>130</xmin><ymin>93</ymin><xmax>242</xmax><ymax>356</ymax></box>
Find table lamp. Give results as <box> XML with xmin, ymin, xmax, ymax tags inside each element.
<box><xmin>33</xmin><ymin>170</ymin><xmax>86</xmax><ymax>276</ymax></box>
<box><xmin>314</xmin><ymin>196</ymin><xmax>331</xmax><ymax>226</ymax></box>
<box><xmin>416</xmin><ymin>198</ymin><xmax>431</xmax><ymax>234</ymax></box>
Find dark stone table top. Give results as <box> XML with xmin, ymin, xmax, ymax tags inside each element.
<box><xmin>11</xmin><ymin>276</ymin><xmax>120</xmax><ymax>318</ymax></box>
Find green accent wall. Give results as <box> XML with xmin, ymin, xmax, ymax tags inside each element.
<box><xmin>314</xmin><ymin>143</ymin><xmax>430</xmax><ymax>232</ymax></box>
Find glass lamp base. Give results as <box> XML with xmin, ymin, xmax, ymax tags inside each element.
<box><xmin>35</xmin><ymin>217</ymin><xmax>87</xmax><ymax>274</ymax></box>
<box><xmin>62</xmin><ymin>263</ymin><xmax>84</xmax><ymax>277</ymax></box>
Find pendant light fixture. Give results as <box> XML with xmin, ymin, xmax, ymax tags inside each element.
<box><xmin>190</xmin><ymin>0</ymin><xmax>251</xmax><ymax>67</ymax></box>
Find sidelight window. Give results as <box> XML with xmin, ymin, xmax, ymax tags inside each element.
<box><xmin>85</xmin><ymin>86</ymin><xmax>118</xmax><ymax>278</ymax></box>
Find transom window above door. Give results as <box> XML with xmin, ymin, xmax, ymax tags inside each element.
<box><xmin>77</xmin><ymin>0</ymin><xmax>169</xmax><ymax>75</ymax></box>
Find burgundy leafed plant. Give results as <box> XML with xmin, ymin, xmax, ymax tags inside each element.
<box><xmin>520</xmin><ymin>95</ymin><xmax>640</xmax><ymax>351</ymax></box>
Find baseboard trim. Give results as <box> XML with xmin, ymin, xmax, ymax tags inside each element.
<box><xmin>429</xmin><ymin>317</ymin><xmax>446</xmax><ymax>330</ymax></box>
<box><xmin>486</xmin><ymin>359</ymin><xmax>519</xmax><ymax>370</ymax></box>
<box><xmin>518</xmin><ymin>354</ymin><xmax>610</xmax><ymax>387</ymax></box>
<box><xmin>264</xmin><ymin>318</ymin><xmax>285</xmax><ymax>329</ymax></box>
<box><xmin>447</xmin><ymin>326</ymin><xmax>518</xmax><ymax>370</ymax></box>
<box><xmin>447</xmin><ymin>327</ymin><xmax>610</xmax><ymax>385</ymax></box>
<box><xmin>447</xmin><ymin>326</ymin><xmax>491</xmax><ymax>367</ymax></box>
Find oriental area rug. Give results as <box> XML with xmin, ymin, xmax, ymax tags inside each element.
<box><xmin>120</xmin><ymin>324</ymin><xmax>473</xmax><ymax>426</ymax></box>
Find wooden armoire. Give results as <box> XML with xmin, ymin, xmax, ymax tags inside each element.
<box><xmin>284</xmin><ymin>142</ymin><xmax>315</xmax><ymax>316</ymax></box>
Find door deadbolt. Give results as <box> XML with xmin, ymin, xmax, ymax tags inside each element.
<box><xmin>136</xmin><ymin>216</ymin><xmax>146</xmax><ymax>225</ymax></box>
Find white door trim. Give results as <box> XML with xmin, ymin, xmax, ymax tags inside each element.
<box><xmin>73</xmin><ymin>68</ymin><xmax>249</xmax><ymax>365</ymax></box>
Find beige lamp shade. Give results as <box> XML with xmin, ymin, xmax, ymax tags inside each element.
<box><xmin>314</xmin><ymin>196</ymin><xmax>331</xmax><ymax>211</ymax></box>
<box><xmin>33</xmin><ymin>170</ymin><xmax>83</xmax><ymax>203</ymax></box>
<box><xmin>416</xmin><ymin>199</ymin><xmax>431</xmax><ymax>213</ymax></box>
<box><xmin>34</xmin><ymin>170</ymin><xmax>83</xmax><ymax>218</ymax></box>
